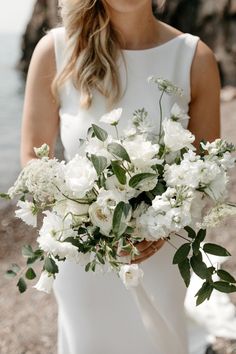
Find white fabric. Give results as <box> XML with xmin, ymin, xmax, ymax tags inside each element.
<box><xmin>50</xmin><ymin>26</ymin><xmax>209</xmax><ymax>354</ymax></box>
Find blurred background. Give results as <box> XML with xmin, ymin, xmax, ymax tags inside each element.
<box><xmin>0</xmin><ymin>1</ymin><xmax>235</xmax><ymax>353</ymax></box>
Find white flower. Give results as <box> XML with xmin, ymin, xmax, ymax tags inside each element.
<box><xmin>53</xmin><ymin>199</ymin><xmax>89</xmax><ymax>218</ymax></box>
<box><xmin>119</xmin><ymin>264</ymin><xmax>144</xmax><ymax>289</ymax></box>
<box><xmin>123</xmin><ymin>126</ymin><xmax>137</xmax><ymax>138</ymax></box>
<box><xmin>100</xmin><ymin>108</ymin><xmax>122</xmax><ymax>125</ymax></box>
<box><xmin>205</xmin><ymin>170</ymin><xmax>229</xmax><ymax>202</ymax></box>
<box><xmin>97</xmin><ymin>188</ymin><xmax>126</xmax><ymax>213</ymax></box>
<box><xmin>148</xmin><ymin>77</ymin><xmax>184</xmax><ymax>96</ymax></box>
<box><xmin>163</xmin><ymin>118</ymin><xmax>195</xmax><ymax>152</ymax></box>
<box><xmin>123</xmin><ymin>135</ymin><xmax>160</xmax><ymax>169</ymax></box>
<box><xmin>33</xmin><ymin>143</ymin><xmax>50</xmax><ymax>158</ymax></box>
<box><xmin>200</xmin><ymin>203</ymin><xmax>236</xmax><ymax>229</ymax></box>
<box><xmin>40</xmin><ymin>210</ymin><xmax>76</xmax><ymax>241</ymax></box>
<box><xmin>88</xmin><ymin>202</ymin><xmax>113</xmax><ymax>236</ymax></box>
<box><xmin>15</xmin><ymin>200</ymin><xmax>37</xmax><ymax>227</ymax></box>
<box><xmin>105</xmin><ymin>175</ymin><xmax>138</xmax><ymax>200</ymax></box>
<box><xmin>8</xmin><ymin>157</ymin><xmax>65</xmax><ymax>203</ymax></box>
<box><xmin>33</xmin><ymin>271</ymin><xmax>54</xmax><ymax>294</ymax></box>
<box><xmin>65</xmin><ymin>155</ymin><xmax>97</xmax><ymax>198</ymax></box>
<box><xmin>83</xmin><ymin>135</ymin><xmax>114</xmax><ymax>162</ymax></box>
<box><xmin>170</xmin><ymin>103</ymin><xmax>190</xmax><ymax>121</ymax></box>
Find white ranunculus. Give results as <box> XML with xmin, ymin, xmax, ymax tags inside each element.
<box><xmin>119</xmin><ymin>264</ymin><xmax>144</xmax><ymax>289</ymax></box>
<box><xmin>33</xmin><ymin>271</ymin><xmax>54</xmax><ymax>294</ymax></box>
<box><xmin>123</xmin><ymin>135</ymin><xmax>160</xmax><ymax>169</ymax></box>
<box><xmin>100</xmin><ymin>107</ymin><xmax>122</xmax><ymax>125</ymax></box>
<box><xmin>88</xmin><ymin>202</ymin><xmax>113</xmax><ymax>236</ymax></box>
<box><xmin>170</xmin><ymin>103</ymin><xmax>190</xmax><ymax>121</ymax></box>
<box><xmin>97</xmin><ymin>188</ymin><xmax>126</xmax><ymax>212</ymax></box>
<box><xmin>65</xmin><ymin>155</ymin><xmax>97</xmax><ymax>198</ymax></box>
<box><xmin>15</xmin><ymin>200</ymin><xmax>37</xmax><ymax>227</ymax></box>
<box><xmin>163</xmin><ymin>118</ymin><xmax>195</xmax><ymax>152</ymax></box>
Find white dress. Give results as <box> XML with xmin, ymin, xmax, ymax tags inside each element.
<box><xmin>50</xmin><ymin>26</ymin><xmax>200</xmax><ymax>354</ymax></box>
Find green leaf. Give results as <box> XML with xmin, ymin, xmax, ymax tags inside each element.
<box><xmin>44</xmin><ymin>257</ymin><xmax>59</xmax><ymax>274</ymax></box>
<box><xmin>107</xmin><ymin>143</ymin><xmax>131</xmax><ymax>163</ymax></box>
<box><xmin>184</xmin><ymin>226</ymin><xmax>196</xmax><ymax>239</ymax></box>
<box><xmin>178</xmin><ymin>258</ymin><xmax>191</xmax><ymax>287</ymax></box>
<box><xmin>190</xmin><ymin>253</ymin><xmax>209</xmax><ymax>279</ymax></box>
<box><xmin>129</xmin><ymin>173</ymin><xmax>157</xmax><ymax>189</ymax></box>
<box><xmin>197</xmin><ymin>229</ymin><xmax>206</xmax><ymax>242</ymax></box>
<box><xmin>203</xmin><ymin>243</ymin><xmax>231</xmax><ymax>257</ymax></box>
<box><xmin>27</xmin><ymin>256</ymin><xmax>39</xmax><ymax>265</ymax></box>
<box><xmin>5</xmin><ymin>269</ymin><xmax>17</xmax><ymax>279</ymax></box>
<box><xmin>150</xmin><ymin>182</ymin><xmax>166</xmax><ymax>196</ymax></box>
<box><xmin>96</xmin><ymin>252</ymin><xmax>105</xmax><ymax>265</ymax></box>
<box><xmin>112</xmin><ymin>201</ymin><xmax>131</xmax><ymax>237</ymax></box>
<box><xmin>0</xmin><ymin>192</ymin><xmax>11</xmax><ymax>200</ymax></box>
<box><xmin>17</xmin><ymin>277</ymin><xmax>27</xmax><ymax>293</ymax></box>
<box><xmin>213</xmin><ymin>281</ymin><xmax>236</xmax><ymax>293</ymax></box>
<box><xmin>172</xmin><ymin>243</ymin><xmax>191</xmax><ymax>264</ymax></box>
<box><xmin>25</xmin><ymin>267</ymin><xmax>36</xmax><ymax>280</ymax></box>
<box><xmin>192</xmin><ymin>238</ymin><xmax>201</xmax><ymax>256</ymax></box>
<box><xmin>85</xmin><ymin>262</ymin><xmax>91</xmax><ymax>272</ymax></box>
<box><xmin>91</xmin><ymin>154</ymin><xmax>107</xmax><ymax>175</ymax></box>
<box><xmin>22</xmin><ymin>245</ymin><xmax>35</xmax><ymax>258</ymax></box>
<box><xmin>111</xmin><ymin>161</ymin><xmax>127</xmax><ymax>185</ymax></box>
<box><xmin>216</xmin><ymin>269</ymin><xmax>236</xmax><ymax>283</ymax></box>
<box><xmin>195</xmin><ymin>281</ymin><xmax>213</xmax><ymax>306</ymax></box>
<box><xmin>11</xmin><ymin>263</ymin><xmax>21</xmax><ymax>273</ymax></box>
<box><xmin>92</xmin><ymin>124</ymin><xmax>108</xmax><ymax>142</ymax></box>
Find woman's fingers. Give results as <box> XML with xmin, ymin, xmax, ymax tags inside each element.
<box><xmin>131</xmin><ymin>239</ymin><xmax>166</xmax><ymax>264</ymax></box>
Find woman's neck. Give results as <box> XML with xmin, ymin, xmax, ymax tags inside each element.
<box><xmin>107</xmin><ymin>4</ymin><xmax>160</xmax><ymax>50</ymax></box>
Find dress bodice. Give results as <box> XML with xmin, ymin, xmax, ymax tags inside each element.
<box><xmin>50</xmin><ymin>26</ymin><xmax>199</xmax><ymax>161</ymax></box>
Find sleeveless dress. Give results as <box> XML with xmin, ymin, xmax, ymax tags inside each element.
<box><xmin>50</xmin><ymin>26</ymin><xmax>200</xmax><ymax>354</ymax></box>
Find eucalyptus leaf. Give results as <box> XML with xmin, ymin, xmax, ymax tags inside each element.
<box><xmin>213</xmin><ymin>281</ymin><xmax>236</xmax><ymax>293</ymax></box>
<box><xmin>5</xmin><ymin>269</ymin><xmax>17</xmax><ymax>278</ymax></box>
<box><xmin>92</xmin><ymin>124</ymin><xmax>108</xmax><ymax>142</ymax></box>
<box><xmin>178</xmin><ymin>258</ymin><xmax>191</xmax><ymax>287</ymax></box>
<box><xmin>129</xmin><ymin>173</ymin><xmax>157</xmax><ymax>189</ymax></box>
<box><xmin>107</xmin><ymin>143</ymin><xmax>131</xmax><ymax>163</ymax></box>
<box><xmin>44</xmin><ymin>257</ymin><xmax>59</xmax><ymax>274</ymax></box>
<box><xmin>22</xmin><ymin>245</ymin><xmax>35</xmax><ymax>258</ymax></box>
<box><xmin>216</xmin><ymin>270</ymin><xmax>236</xmax><ymax>283</ymax></box>
<box><xmin>85</xmin><ymin>262</ymin><xmax>91</xmax><ymax>272</ymax></box>
<box><xmin>25</xmin><ymin>267</ymin><xmax>36</xmax><ymax>280</ymax></box>
<box><xmin>91</xmin><ymin>154</ymin><xmax>107</xmax><ymax>175</ymax></box>
<box><xmin>17</xmin><ymin>277</ymin><xmax>27</xmax><ymax>293</ymax></box>
<box><xmin>203</xmin><ymin>243</ymin><xmax>231</xmax><ymax>257</ymax></box>
<box><xmin>97</xmin><ymin>252</ymin><xmax>105</xmax><ymax>265</ymax></box>
<box><xmin>111</xmin><ymin>161</ymin><xmax>127</xmax><ymax>185</ymax></box>
<box><xmin>112</xmin><ymin>201</ymin><xmax>131</xmax><ymax>237</ymax></box>
<box><xmin>172</xmin><ymin>243</ymin><xmax>191</xmax><ymax>264</ymax></box>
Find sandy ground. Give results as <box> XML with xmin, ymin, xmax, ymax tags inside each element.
<box><xmin>0</xmin><ymin>99</ymin><xmax>235</xmax><ymax>354</ymax></box>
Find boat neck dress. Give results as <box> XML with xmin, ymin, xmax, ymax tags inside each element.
<box><xmin>50</xmin><ymin>26</ymin><xmax>200</xmax><ymax>354</ymax></box>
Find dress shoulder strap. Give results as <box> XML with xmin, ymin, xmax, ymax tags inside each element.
<box><xmin>50</xmin><ymin>26</ymin><xmax>67</xmax><ymax>73</ymax></box>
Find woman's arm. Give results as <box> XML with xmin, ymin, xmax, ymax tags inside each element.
<box><xmin>188</xmin><ymin>40</ymin><xmax>221</xmax><ymax>149</ymax></box>
<box><xmin>20</xmin><ymin>32</ymin><xmax>59</xmax><ymax>167</ymax></box>
<box><xmin>131</xmin><ymin>41</ymin><xmax>222</xmax><ymax>264</ymax></box>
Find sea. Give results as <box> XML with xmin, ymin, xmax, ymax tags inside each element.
<box><xmin>0</xmin><ymin>32</ymin><xmax>26</xmax><ymax>197</ymax></box>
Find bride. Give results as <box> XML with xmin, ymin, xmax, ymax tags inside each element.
<box><xmin>20</xmin><ymin>0</ymin><xmax>221</xmax><ymax>353</ymax></box>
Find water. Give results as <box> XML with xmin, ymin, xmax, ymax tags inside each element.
<box><xmin>0</xmin><ymin>32</ymin><xmax>26</xmax><ymax>194</ymax></box>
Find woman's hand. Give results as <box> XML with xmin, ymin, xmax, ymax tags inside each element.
<box><xmin>118</xmin><ymin>239</ymin><xmax>166</xmax><ymax>264</ymax></box>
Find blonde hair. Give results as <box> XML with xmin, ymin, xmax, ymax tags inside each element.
<box><xmin>51</xmin><ymin>0</ymin><xmax>123</xmax><ymax>110</ymax></box>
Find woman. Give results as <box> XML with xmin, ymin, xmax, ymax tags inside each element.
<box><xmin>20</xmin><ymin>0</ymin><xmax>221</xmax><ymax>353</ymax></box>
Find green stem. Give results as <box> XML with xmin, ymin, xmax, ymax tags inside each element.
<box><xmin>175</xmin><ymin>233</ymin><xmax>191</xmax><ymax>243</ymax></box>
<box><xmin>158</xmin><ymin>89</ymin><xmax>165</xmax><ymax>143</ymax></box>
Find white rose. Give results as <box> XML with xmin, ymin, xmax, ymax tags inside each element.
<box><xmin>97</xmin><ymin>188</ymin><xmax>126</xmax><ymax>212</ymax></box>
<box><xmin>15</xmin><ymin>200</ymin><xmax>37</xmax><ymax>227</ymax></box>
<box><xmin>88</xmin><ymin>202</ymin><xmax>113</xmax><ymax>236</ymax></box>
<box><xmin>123</xmin><ymin>135</ymin><xmax>160</xmax><ymax>169</ymax></box>
<box><xmin>100</xmin><ymin>107</ymin><xmax>122</xmax><ymax>125</ymax></box>
<box><xmin>163</xmin><ymin>118</ymin><xmax>195</xmax><ymax>152</ymax></box>
<box><xmin>53</xmin><ymin>199</ymin><xmax>89</xmax><ymax>218</ymax></box>
<box><xmin>65</xmin><ymin>155</ymin><xmax>97</xmax><ymax>198</ymax></box>
<box><xmin>119</xmin><ymin>264</ymin><xmax>144</xmax><ymax>289</ymax></box>
<box><xmin>33</xmin><ymin>271</ymin><xmax>54</xmax><ymax>294</ymax></box>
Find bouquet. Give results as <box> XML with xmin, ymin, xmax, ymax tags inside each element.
<box><xmin>2</xmin><ymin>77</ymin><xmax>236</xmax><ymax>306</ymax></box>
